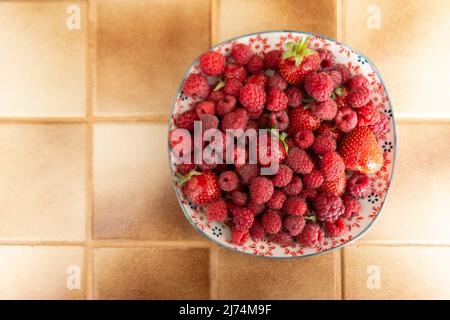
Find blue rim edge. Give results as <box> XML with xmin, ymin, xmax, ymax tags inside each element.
<box><xmin>166</xmin><ymin>30</ymin><xmax>398</xmax><ymax>259</ymax></box>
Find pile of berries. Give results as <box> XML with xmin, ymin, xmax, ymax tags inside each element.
<box><xmin>171</xmin><ymin>37</ymin><xmax>389</xmax><ymax>248</ymax></box>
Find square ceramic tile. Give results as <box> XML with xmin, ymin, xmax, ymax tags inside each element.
<box><xmin>93</xmin><ymin>247</ymin><xmax>210</xmax><ymax>299</ymax></box>
<box><xmin>93</xmin><ymin>123</ymin><xmax>205</xmax><ymax>241</ymax></box>
<box><xmin>0</xmin><ymin>1</ymin><xmax>87</xmax><ymax>116</ymax></box>
<box><xmin>343</xmin><ymin>246</ymin><xmax>450</xmax><ymax>299</ymax></box>
<box><xmin>0</xmin><ymin>124</ymin><xmax>86</xmax><ymax>241</ymax></box>
<box><xmin>216</xmin><ymin>0</ymin><xmax>337</xmax><ymax>43</ymax></box>
<box><xmin>343</xmin><ymin>0</ymin><xmax>450</xmax><ymax>117</ymax></box>
<box><xmin>95</xmin><ymin>0</ymin><xmax>210</xmax><ymax>116</ymax></box>
<box><xmin>0</xmin><ymin>246</ymin><xmax>85</xmax><ymax>299</ymax></box>
<box><xmin>216</xmin><ymin>249</ymin><xmax>339</xmax><ymax>299</ymax></box>
<box><xmin>362</xmin><ymin>123</ymin><xmax>450</xmax><ymax>242</ymax></box>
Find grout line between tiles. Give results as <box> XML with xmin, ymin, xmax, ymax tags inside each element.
<box><xmin>349</xmin><ymin>241</ymin><xmax>450</xmax><ymax>247</ymax></box>
<box><xmin>341</xmin><ymin>248</ymin><xmax>346</xmax><ymax>300</ymax></box>
<box><xmin>334</xmin><ymin>249</ymin><xmax>343</xmax><ymax>300</ymax></box>
<box><xmin>340</xmin><ymin>0</ymin><xmax>345</xmax><ymax>42</ymax></box>
<box><xmin>209</xmin><ymin>247</ymin><xmax>219</xmax><ymax>299</ymax></box>
<box><xmin>210</xmin><ymin>0</ymin><xmax>219</xmax><ymax>45</ymax></box>
<box><xmin>0</xmin><ymin>240</ymin><xmax>215</xmax><ymax>248</ymax></box>
<box><xmin>336</xmin><ymin>0</ymin><xmax>343</xmax><ymax>42</ymax></box>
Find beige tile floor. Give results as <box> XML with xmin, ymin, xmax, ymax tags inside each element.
<box><xmin>0</xmin><ymin>0</ymin><xmax>449</xmax><ymax>299</ymax></box>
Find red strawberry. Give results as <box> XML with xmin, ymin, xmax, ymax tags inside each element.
<box><xmin>180</xmin><ymin>171</ymin><xmax>221</xmax><ymax>205</ymax></box>
<box><xmin>320</xmin><ymin>173</ymin><xmax>346</xmax><ymax>196</ymax></box>
<box><xmin>338</xmin><ymin>126</ymin><xmax>383</xmax><ymax>174</ymax></box>
<box><xmin>287</xmin><ymin>106</ymin><xmax>321</xmax><ymax>134</ymax></box>
<box><xmin>279</xmin><ymin>37</ymin><xmax>320</xmax><ymax>85</ymax></box>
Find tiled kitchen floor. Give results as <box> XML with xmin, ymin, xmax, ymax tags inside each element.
<box><xmin>0</xmin><ymin>0</ymin><xmax>449</xmax><ymax>299</ymax></box>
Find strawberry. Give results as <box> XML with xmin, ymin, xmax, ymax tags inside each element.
<box><xmin>320</xmin><ymin>173</ymin><xmax>346</xmax><ymax>196</ymax></box>
<box><xmin>338</xmin><ymin>126</ymin><xmax>383</xmax><ymax>174</ymax></box>
<box><xmin>279</xmin><ymin>37</ymin><xmax>320</xmax><ymax>85</ymax></box>
<box><xmin>287</xmin><ymin>106</ymin><xmax>321</xmax><ymax>134</ymax></box>
<box><xmin>179</xmin><ymin>170</ymin><xmax>221</xmax><ymax>205</ymax></box>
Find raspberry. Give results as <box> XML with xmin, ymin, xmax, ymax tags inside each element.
<box><xmin>239</xmin><ymin>83</ymin><xmax>267</xmax><ymax>113</ymax></box>
<box><xmin>270</xmin><ymin>231</ymin><xmax>294</xmax><ymax>246</ymax></box>
<box><xmin>264</xmin><ymin>49</ymin><xmax>282</xmax><ymax>70</ymax></box>
<box><xmin>224</xmin><ymin>63</ymin><xmax>247</xmax><ymax>82</ymax></box>
<box><xmin>311</xmin><ymin>99</ymin><xmax>337</xmax><ymax>121</ymax></box>
<box><xmin>285</xmin><ymin>147</ymin><xmax>314</xmax><ymax>174</ymax></box>
<box><xmin>227</xmin><ymin>201</ymin><xmax>240</xmax><ymax>217</ymax></box>
<box><xmin>346</xmin><ymin>173</ymin><xmax>371</xmax><ymax>198</ymax></box>
<box><xmin>261</xmin><ymin>210</ymin><xmax>282</xmax><ymax>233</ymax></box>
<box><xmin>221</xmin><ymin>108</ymin><xmax>248</xmax><ymax>131</ymax></box>
<box><xmin>317</xmin><ymin>48</ymin><xmax>335</xmax><ymax>69</ymax></box>
<box><xmin>320</xmin><ymin>151</ymin><xmax>345</xmax><ymax>182</ymax></box>
<box><xmin>249</xmin><ymin>220</ymin><xmax>265</xmax><ymax>240</ymax></box>
<box><xmin>218</xmin><ymin>171</ymin><xmax>239</xmax><ymax>191</ymax></box>
<box><xmin>249</xmin><ymin>176</ymin><xmax>274</xmax><ymax>204</ymax></box>
<box><xmin>283</xmin><ymin>196</ymin><xmax>307</xmax><ymax>216</ymax></box>
<box><xmin>342</xmin><ymin>195</ymin><xmax>361</xmax><ymax>218</ymax></box>
<box><xmin>216</xmin><ymin>95</ymin><xmax>237</xmax><ymax>117</ymax></box>
<box><xmin>224</xmin><ymin>78</ymin><xmax>243</xmax><ymax>97</ymax></box>
<box><xmin>248</xmin><ymin>109</ymin><xmax>264</xmax><ymax>120</ymax></box>
<box><xmin>246</xmin><ymin>120</ymin><xmax>259</xmax><ymax>131</ymax></box>
<box><xmin>247</xmin><ymin>54</ymin><xmax>264</xmax><ymax>74</ymax></box>
<box><xmin>233</xmin><ymin>207</ymin><xmax>255</xmax><ymax>230</ymax></box>
<box><xmin>246</xmin><ymin>73</ymin><xmax>268</xmax><ymax>88</ymax></box>
<box><xmin>357</xmin><ymin>102</ymin><xmax>380</xmax><ymax>126</ymax></box>
<box><xmin>347</xmin><ymin>86</ymin><xmax>370</xmax><ymax>108</ymax></box>
<box><xmin>324</xmin><ymin>70</ymin><xmax>342</xmax><ymax>88</ymax></box>
<box><xmin>182</xmin><ymin>73</ymin><xmax>210</xmax><ymax>99</ymax></box>
<box><xmin>199</xmin><ymin>114</ymin><xmax>219</xmax><ymax>131</ymax></box>
<box><xmin>297</xmin><ymin>223</ymin><xmax>324</xmax><ymax>247</ymax></box>
<box><xmin>268</xmin><ymin>110</ymin><xmax>289</xmax><ymax>131</ymax></box>
<box><xmin>282</xmin><ymin>175</ymin><xmax>303</xmax><ymax>196</ymax></box>
<box><xmin>334</xmin><ymin>63</ymin><xmax>352</xmax><ymax>84</ymax></box>
<box><xmin>231</xmin><ymin>190</ymin><xmax>248</xmax><ymax>206</ymax></box>
<box><xmin>268</xmin><ymin>73</ymin><xmax>288</xmax><ymax>91</ymax></box>
<box><xmin>283</xmin><ymin>215</ymin><xmax>305</xmax><ymax>236</ymax></box>
<box><xmin>231</xmin><ymin>227</ymin><xmax>249</xmax><ymax>245</ymax></box>
<box><xmin>267</xmin><ymin>190</ymin><xmax>287</xmax><ymax>210</ymax></box>
<box><xmin>369</xmin><ymin>113</ymin><xmax>390</xmax><ymax>139</ymax></box>
<box><xmin>175</xmin><ymin>109</ymin><xmax>198</xmax><ymax>131</ymax></box>
<box><xmin>348</xmin><ymin>74</ymin><xmax>370</xmax><ymax>90</ymax></box>
<box><xmin>335</xmin><ymin>107</ymin><xmax>357</xmax><ymax>133</ymax></box>
<box><xmin>198</xmin><ymin>162</ymin><xmax>217</xmax><ymax>172</ymax></box>
<box><xmin>301</xmin><ymin>188</ymin><xmax>318</xmax><ymax>201</ymax></box>
<box><xmin>320</xmin><ymin>173</ymin><xmax>346</xmax><ymax>196</ymax></box>
<box><xmin>231</xmin><ymin>43</ymin><xmax>253</xmax><ymax>65</ymax></box>
<box><xmin>316</xmin><ymin>121</ymin><xmax>341</xmax><ymax>141</ymax></box>
<box><xmin>286</xmin><ymin>86</ymin><xmax>303</xmax><ymax>107</ymax></box>
<box><xmin>304</xmin><ymin>72</ymin><xmax>333</xmax><ymax>102</ymax></box>
<box><xmin>247</xmin><ymin>201</ymin><xmax>266</xmax><ymax>216</ymax></box>
<box><xmin>200</xmin><ymin>51</ymin><xmax>225</xmax><ymax>76</ymax></box>
<box><xmin>324</xmin><ymin>216</ymin><xmax>346</xmax><ymax>237</ymax></box>
<box><xmin>272</xmin><ymin>164</ymin><xmax>293</xmax><ymax>187</ymax></box>
<box><xmin>267</xmin><ymin>88</ymin><xmax>288</xmax><ymax>112</ymax></box>
<box><xmin>195</xmin><ymin>100</ymin><xmax>216</xmax><ymax>118</ymax></box>
<box><xmin>303</xmin><ymin>169</ymin><xmax>324</xmax><ymax>189</ymax></box>
<box><xmin>207</xmin><ymin>89</ymin><xmax>225</xmax><ymax>102</ymax></box>
<box><xmin>314</xmin><ymin>192</ymin><xmax>344</xmax><ymax>222</ymax></box>
<box><xmin>312</xmin><ymin>133</ymin><xmax>336</xmax><ymax>155</ymax></box>
<box><xmin>294</xmin><ymin>130</ymin><xmax>314</xmax><ymax>149</ymax></box>
<box><xmin>236</xmin><ymin>164</ymin><xmax>259</xmax><ymax>185</ymax></box>
<box><xmin>206</xmin><ymin>199</ymin><xmax>228</xmax><ymax>222</ymax></box>
<box><xmin>176</xmin><ymin>163</ymin><xmax>196</xmax><ymax>175</ymax></box>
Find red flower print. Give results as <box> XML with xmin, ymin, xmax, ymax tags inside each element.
<box><xmin>248</xmin><ymin>35</ymin><xmax>270</xmax><ymax>56</ymax></box>
<box><xmin>371</xmin><ymin>171</ymin><xmax>390</xmax><ymax>197</ymax></box>
<box><xmin>276</xmin><ymin>33</ymin><xmax>300</xmax><ymax>49</ymax></box>
<box><xmin>249</xmin><ymin>240</ymin><xmax>276</xmax><ymax>256</ymax></box>
<box><xmin>283</xmin><ymin>242</ymin><xmax>305</xmax><ymax>256</ymax></box>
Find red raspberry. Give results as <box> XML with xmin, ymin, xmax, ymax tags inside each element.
<box><xmin>272</xmin><ymin>164</ymin><xmax>293</xmax><ymax>187</ymax></box>
<box><xmin>233</xmin><ymin>207</ymin><xmax>255</xmax><ymax>230</ymax></box>
<box><xmin>268</xmin><ymin>73</ymin><xmax>288</xmax><ymax>91</ymax></box>
<box><xmin>248</xmin><ymin>109</ymin><xmax>264</xmax><ymax>120</ymax></box>
<box><xmin>285</xmin><ymin>147</ymin><xmax>314</xmax><ymax>174</ymax></box>
<box><xmin>249</xmin><ymin>176</ymin><xmax>274</xmax><ymax>204</ymax></box>
<box><xmin>297</xmin><ymin>223</ymin><xmax>325</xmax><ymax>247</ymax></box>
<box><xmin>206</xmin><ymin>199</ymin><xmax>228</xmax><ymax>222</ymax></box>
<box><xmin>283</xmin><ymin>215</ymin><xmax>305</xmax><ymax>236</ymax></box>
<box><xmin>294</xmin><ymin>130</ymin><xmax>314</xmax><ymax>149</ymax></box>
<box><xmin>195</xmin><ymin>100</ymin><xmax>216</xmax><ymax>117</ymax></box>
<box><xmin>320</xmin><ymin>151</ymin><xmax>345</xmax><ymax>182</ymax></box>
<box><xmin>317</xmin><ymin>48</ymin><xmax>335</xmax><ymax>69</ymax></box>
<box><xmin>224</xmin><ymin>63</ymin><xmax>247</xmax><ymax>82</ymax></box>
<box><xmin>227</xmin><ymin>201</ymin><xmax>240</xmax><ymax>217</ymax></box>
<box><xmin>199</xmin><ymin>114</ymin><xmax>219</xmax><ymax>131</ymax></box>
<box><xmin>264</xmin><ymin>49</ymin><xmax>282</xmax><ymax>70</ymax></box>
<box><xmin>283</xmin><ymin>196</ymin><xmax>307</xmax><ymax>216</ymax></box>
<box><xmin>342</xmin><ymin>195</ymin><xmax>361</xmax><ymax>218</ymax></box>
<box><xmin>311</xmin><ymin>99</ymin><xmax>337</xmax><ymax>121</ymax></box>
<box><xmin>231</xmin><ymin>43</ymin><xmax>253</xmax><ymax>65</ymax></box>
<box><xmin>224</xmin><ymin>78</ymin><xmax>243</xmax><ymax>97</ymax></box>
<box><xmin>347</xmin><ymin>86</ymin><xmax>370</xmax><ymax>108</ymax></box>
<box><xmin>231</xmin><ymin>227</ymin><xmax>249</xmax><ymax>245</ymax></box>
<box><xmin>357</xmin><ymin>102</ymin><xmax>381</xmax><ymax>126</ymax></box>
<box><xmin>174</xmin><ymin>109</ymin><xmax>198</xmax><ymax>131</ymax></box>
<box><xmin>334</xmin><ymin>63</ymin><xmax>352</xmax><ymax>84</ymax></box>
<box><xmin>268</xmin><ymin>110</ymin><xmax>289</xmax><ymax>131</ymax></box>
<box><xmin>346</xmin><ymin>173</ymin><xmax>371</xmax><ymax>198</ymax></box>
<box><xmin>231</xmin><ymin>190</ymin><xmax>248</xmax><ymax>206</ymax></box>
<box><xmin>221</xmin><ymin>108</ymin><xmax>248</xmax><ymax>131</ymax></box>
<box><xmin>314</xmin><ymin>192</ymin><xmax>344</xmax><ymax>222</ymax></box>
<box><xmin>267</xmin><ymin>190</ymin><xmax>287</xmax><ymax>210</ymax></box>
<box><xmin>182</xmin><ymin>73</ymin><xmax>209</xmax><ymax>99</ymax></box>
<box><xmin>247</xmin><ymin>54</ymin><xmax>264</xmax><ymax>74</ymax></box>
<box><xmin>301</xmin><ymin>188</ymin><xmax>318</xmax><ymax>201</ymax></box>
<box><xmin>304</xmin><ymin>72</ymin><xmax>333</xmax><ymax>102</ymax></box>
<box><xmin>286</xmin><ymin>86</ymin><xmax>303</xmax><ymax>107</ymax></box>
<box><xmin>335</xmin><ymin>107</ymin><xmax>357</xmax><ymax>133</ymax></box>
<box><xmin>324</xmin><ymin>70</ymin><xmax>342</xmax><ymax>88</ymax></box>
<box><xmin>216</xmin><ymin>95</ymin><xmax>237</xmax><ymax>117</ymax></box>
<box><xmin>239</xmin><ymin>83</ymin><xmax>267</xmax><ymax>113</ymax></box>
<box><xmin>303</xmin><ymin>169</ymin><xmax>324</xmax><ymax>189</ymax></box>
<box><xmin>369</xmin><ymin>113</ymin><xmax>390</xmax><ymax>139</ymax></box>
<box><xmin>270</xmin><ymin>231</ymin><xmax>294</xmax><ymax>246</ymax></box>
<box><xmin>261</xmin><ymin>210</ymin><xmax>282</xmax><ymax>233</ymax></box>
<box><xmin>218</xmin><ymin>171</ymin><xmax>239</xmax><ymax>192</ymax></box>
<box><xmin>176</xmin><ymin>163</ymin><xmax>196</xmax><ymax>175</ymax></box>
<box><xmin>246</xmin><ymin>120</ymin><xmax>259</xmax><ymax>131</ymax></box>
<box><xmin>246</xmin><ymin>73</ymin><xmax>268</xmax><ymax>88</ymax></box>
<box><xmin>282</xmin><ymin>175</ymin><xmax>303</xmax><ymax>196</ymax></box>
<box><xmin>348</xmin><ymin>74</ymin><xmax>370</xmax><ymax>90</ymax></box>
<box><xmin>312</xmin><ymin>133</ymin><xmax>336</xmax><ymax>155</ymax></box>
<box><xmin>320</xmin><ymin>173</ymin><xmax>346</xmax><ymax>196</ymax></box>
<box><xmin>316</xmin><ymin>121</ymin><xmax>341</xmax><ymax>141</ymax></box>
<box><xmin>236</xmin><ymin>164</ymin><xmax>259</xmax><ymax>185</ymax></box>
<box><xmin>324</xmin><ymin>216</ymin><xmax>346</xmax><ymax>237</ymax></box>
<box><xmin>207</xmin><ymin>89</ymin><xmax>225</xmax><ymax>102</ymax></box>
<box><xmin>200</xmin><ymin>51</ymin><xmax>225</xmax><ymax>76</ymax></box>
<box><xmin>249</xmin><ymin>220</ymin><xmax>265</xmax><ymax>240</ymax></box>
<box><xmin>267</xmin><ymin>88</ymin><xmax>288</xmax><ymax>111</ymax></box>
<box><xmin>247</xmin><ymin>201</ymin><xmax>266</xmax><ymax>216</ymax></box>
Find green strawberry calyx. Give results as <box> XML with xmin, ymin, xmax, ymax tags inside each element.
<box><xmin>269</xmin><ymin>128</ymin><xmax>289</xmax><ymax>155</ymax></box>
<box><xmin>282</xmin><ymin>36</ymin><xmax>317</xmax><ymax>66</ymax></box>
<box><xmin>177</xmin><ymin>169</ymin><xmax>201</xmax><ymax>187</ymax></box>
<box><xmin>305</xmin><ymin>213</ymin><xmax>317</xmax><ymax>223</ymax></box>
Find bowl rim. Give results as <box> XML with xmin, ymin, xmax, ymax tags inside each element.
<box><xmin>167</xmin><ymin>30</ymin><xmax>397</xmax><ymax>259</ymax></box>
